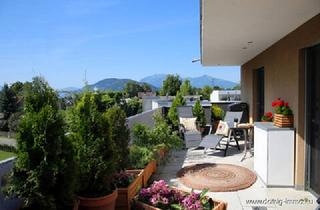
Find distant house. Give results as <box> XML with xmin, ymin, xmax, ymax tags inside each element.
<box><xmin>210</xmin><ymin>90</ymin><xmax>241</xmax><ymax>103</ymax></box>
<box><xmin>138</xmin><ymin>92</ymin><xmax>156</xmax><ymax>98</ymax></box>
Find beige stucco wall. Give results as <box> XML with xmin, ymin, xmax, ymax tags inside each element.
<box><xmin>241</xmin><ymin>13</ymin><xmax>320</xmax><ymax>189</ymax></box>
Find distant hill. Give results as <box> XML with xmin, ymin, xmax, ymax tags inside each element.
<box><xmin>140</xmin><ymin>74</ymin><xmax>238</xmax><ymax>89</ymax></box>
<box><xmin>87</xmin><ymin>78</ymin><xmax>157</xmax><ymax>91</ymax></box>
<box><xmin>140</xmin><ymin>74</ymin><xmax>168</xmax><ymax>89</ymax></box>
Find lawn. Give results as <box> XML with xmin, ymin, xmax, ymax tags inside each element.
<box><xmin>0</xmin><ymin>150</ymin><xmax>15</xmax><ymax>161</ymax></box>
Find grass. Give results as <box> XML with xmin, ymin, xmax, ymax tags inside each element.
<box><xmin>0</xmin><ymin>150</ymin><xmax>15</xmax><ymax>161</ymax></box>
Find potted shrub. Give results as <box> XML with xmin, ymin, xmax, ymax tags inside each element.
<box><xmin>5</xmin><ymin>77</ymin><xmax>77</xmax><ymax>210</ymax></box>
<box><xmin>211</xmin><ymin>104</ymin><xmax>224</xmax><ymax>132</ymax></box>
<box><xmin>272</xmin><ymin>98</ymin><xmax>293</xmax><ymax>127</ymax></box>
<box><xmin>68</xmin><ymin>92</ymin><xmax>118</xmax><ymax>210</ymax></box>
<box><xmin>105</xmin><ymin>106</ymin><xmax>130</xmax><ymax>171</ymax></box>
<box><xmin>128</xmin><ymin>145</ymin><xmax>156</xmax><ymax>186</ymax></box>
<box><xmin>114</xmin><ymin>170</ymin><xmax>144</xmax><ymax>210</ymax></box>
<box><xmin>135</xmin><ymin>180</ymin><xmax>227</xmax><ymax>210</ymax></box>
<box><xmin>192</xmin><ymin>100</ymin><xmax>206</xmax><ymax>133</ymax></box>
<box><xmin>261</xmin><ymin>112</ymin><xmax>273</xmax><ymax>122</ymax></box>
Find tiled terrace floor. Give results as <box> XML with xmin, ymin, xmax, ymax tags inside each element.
<box><xmin>153</xmin><ymin>141</ymin><xmax>319</xmax><ymax>210</ymax></box>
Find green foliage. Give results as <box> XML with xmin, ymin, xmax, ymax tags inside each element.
<box><xmin>124</xmin><ymin>81</ymin><xmax>144</xmax><ymax>98</ymax></box>
<box><xmin>7</xmin><ymin>77</ymin><xmax>76</xmax><ymax>210</ymax></box>
<box><xmin>128</xmin><ymin>145</ymin><xmax>154</xmax><ymax>169</ymax></box>
<box><xmin>0</xmin><ymin>84</ymin><xmax>18</xmax><ymax>119</ymax></box>
<box><xmin>232</xmin><ymin>84</ymin><xmax>241</xmax><ymax>90</ymax></box>
<box><xmin>0</xmin><ymin>144</ymin><xmax>16</xmax><ymax>153</ymax></box>
<box><xmin>132</xmin><ymin>112</ymin><xmax>183</xmax><ymax>150</ymax></box>
<box><xmin>212</xmin><ymin>104</ymin><xmax>224</xmax><ymax>120</ymax></box>
<box><xmin>201</xmin><ymin>85</ymin><xmax>213</xmax><ymax>100</ymax></box>
<box><xmin>213</xmin><ymin>86</ymin><xmax>222</xmax><ymax>90</ymax></box>
<box><xmin>132</xmin><ymin>124</ymin><xmax>154</xmax><ymax>147</ymax></box>
<box><xmin>151</xmin><ymin>112</ymin><xmax>183</xmax><ymax>150</ymax></box>
<box><xmin>180</xmin><ymin>80</ymin><xmax>193</xmax><ymax>96</ymax></box>
<box><xmin>125</xmin><ymin>97</ymin><xmax>142</xmax><ymax>117</ymax></box>
<box><xmin>192</xmin><ymin>100</ymin><xmax>206</xmax><ymax>127</ymax></box>
<box><xmin>160</xmin><ymin>74</ymin><xmax>182</xmax><ymax>96</ymax></box>
<box><xmin>68</xmin><ymin>91</ymin><xmax>116</xmax><ymax>197</ymax></box>
<box><xmin>168</xmin><ymin>91</ymin><xmax>186</xmax><ymax>127</ymax></box>
<box><xmin>105</xmin><ymin>106</ymin><xmax>130</xmax><ymax>171</ymax></box>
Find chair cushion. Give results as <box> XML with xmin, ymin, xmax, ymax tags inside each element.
<box><xmin>180</xmin><ymin>117</ymin><xmax>198</xmax><ymax>132</ymax></box>
<box><xmin>215</xmin><ymin>120</ymin><xmax>231</xmax><ymax>136</ymax></box>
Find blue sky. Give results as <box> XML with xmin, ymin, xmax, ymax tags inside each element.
<box><xmin>0</xmin><ymin>0</ymin><xmax>240</xmax><ymax>89</ymax></box>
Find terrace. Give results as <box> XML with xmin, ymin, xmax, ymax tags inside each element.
<box><xmin>0</xmin><ymin>1</ymin><xmax>320</xmax><ymax>210</ymax></box>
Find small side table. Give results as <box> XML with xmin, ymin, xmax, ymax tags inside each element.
<box><xmin>236</xmin><ymin>123</ymin><xmax>254</xmax><ymax>161</ymax></box>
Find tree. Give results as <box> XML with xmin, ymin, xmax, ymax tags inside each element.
<box><xmin>213</xmin><ymin>86</ymin><xmax>222</xmax><ymax>90</ymax></box>
<box><xmin>180</xmin><ymin>80</ymin><xmax>193</xmax><ymax>96</ymax></box>
<box><xmin>124</xmin><ymin>81</ymin><xmax>144</xmax><ymax>98</ymax></box>
<box><xmin>105</xmin><ymin>106</ymin><xmax>130</xmax><ymax>171</ymax></box>
<box><xmin>168</xmin><ymin>91</ymin><xmax>186</xmax><ymax>128</ymax></box>
<box><xmin>68</xmin><ymin>92</ymin><xmax>116</xmax><ymax>197</ymax></box>
<box><xmin>160</xmin><ymin>74</ymin><xmax>182</xmax><ymax>96</ymax></box>
<box><xmin>192</xmin><ymin>100</ymin><xmax>206</xmax><ymax>127</ymax></box>
<box><xmin>7</xmin><ymin>77</ymin><xmax>77</xmax><ymax>210</ymax></box>
<box><xmin>201</xmin><ymin>85</ymin><xmax>213</xmax><ymax>100</ymax></box>
<box><xmin>0</xmin><ymin>84</ymin><xmax>17</xmax><ymax>118</ymax></box>
<box><xmin>232</xmin><ymin>84</ymin><xmax>241</xmax><ymax>90</ymax></box>
<box><xmin>141</xmin><ymin>82</ymin><xmax>152</xmax><ymax>92</ymax></box>
<box><xmin>125</xmin><ymin>97</ymin><xmax>142</xmax><ymax>117</ymax></box>
<box><xmin>10</xmin><ymin>81</ymin><xmax>25</xmax><ymax>96</ymax></box>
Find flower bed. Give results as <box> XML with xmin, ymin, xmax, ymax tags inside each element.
<box><xmin>115</xmin><ymin>169</ymin><xmax>144</xmax><ymax>210</ymax></box>
<box><xmin>136</xmin><ymin>180</ymin><xmax>227</xmax><ymax>210</ymax></box>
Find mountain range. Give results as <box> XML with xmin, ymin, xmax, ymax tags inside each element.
<box><xmin>140</xmin><ymin>74</ymin><xmax>238</xmax><ymax>89</ymax></box>
<box><xmin>59</xmin><ymin>74</ymin><xmax>238</xmax><ymax>93</ymax></box>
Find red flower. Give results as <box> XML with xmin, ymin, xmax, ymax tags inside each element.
<box><xmin>277</xmin><ymin>100</ymin><xmax>284</xmax><ymax>107</ymax></box>
<box><xmin>272</xmin><ymin>101</ymin><xmax>276</xmax><ymax>107</ymax></box>
<box><xmin>266</xmin><ymin>112</ymin><xmax>273</xmax><ymax>118</ymax></box>
<box><xmin>284</xmin><ymin>102</ymin><xmax>289</xmax><ymax>107</ymax></box>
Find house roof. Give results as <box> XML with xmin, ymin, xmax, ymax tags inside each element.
<box><xmin>200</xmin><ymin>0</ymin><xmax>320</xmax><ymax>66</ymax></box>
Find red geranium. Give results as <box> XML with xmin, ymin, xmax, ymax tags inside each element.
<box><xmin>272</xmin><ymin>98</ymin><xmax>293</xmax><ymax>115</ymax></box>
<box><xmin>261</xmin><ymin>112</ymin><xmax>273</xmax><ymax>122</ymax></box>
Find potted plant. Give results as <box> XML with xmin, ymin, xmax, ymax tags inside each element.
<box><xmin>192</xmin><ymin>100</ymin><xmax>206</xmax><ymax>133</ymax></box>
<box><xmin>135</xmin><ymin>180</ymin><xmax>227</xmax><ymax>210</ymax></box>
<box><xmin>114</xmin><ymin>170</ymin><xmax>144</xmax><ymax>210</ymax></box>
<box><xmin>211</xmin><ymin>104</ymin><xmax>224</xmax><ymax>132</ymax></box>
<box><xmin>261</xmin><ymin>112</ymin><xmax>273</xmax><ymax>122</ymax></box>
<box><xmin>272</xmin><ymin>98</ymin><xmax>294</xmax><ymax>127</ymax></box>
<box><xmin>5</xmin><ymin>77</ymin><xmax>77</xmax><ymax>210</ymax></box>
<box><xmin>68</xmin><ymin>92</ymin><xmax>118</xmax><ymax>210</ymax></box>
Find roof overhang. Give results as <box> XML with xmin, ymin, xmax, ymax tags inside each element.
<box><xmin>200</xmin><ymin>0</ymin><xmax>320</xmax><ymax>66</ymax></box>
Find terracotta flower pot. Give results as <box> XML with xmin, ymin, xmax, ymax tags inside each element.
<box><xmin>115</xmin><ymin>170</ymin><xmax>143</xmax><ymax>210</ymax></box>
<box><xmin>143</xmin><ymin>160</ymin><xmax>157</xmax><ymax>186</ymax></box>
<box><xmin>78</xmin><ymin>189</ymin><xmax>118</xmax><ymax>210</ymax></box>
<box><xmin>273</xmin><ymin>113</ymin><xmax>294</xmax><ymax>127</ymax></box>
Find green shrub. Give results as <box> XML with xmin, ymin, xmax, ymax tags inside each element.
<box><xmin>132</xmin><ymin>112</ymin><xmax>183</xmax><ymax>150</ymax></box>
<box><xmin>168</xmin><ymin>91</ymin><xmax>186</xmax><ymax>128</ymax></box>
<box><xmin>128</xmin><ymin>145</ymin><xmax>154</xmax><ymax>169</ymax></box>
<box><xmin>192</xmin><ymin>100</ymin><xmax>206</xmax><ymax>127</ymax></box>
<box><xmin>0</xmin><ymin>144</ymin><xmax>16</xmax><ymax>153</ymax></box>
<box><xmin>212</xmin><ymin>104</ymin><xmax>224</xmax><ymax>120</ymax></box>
<box><xmin>151</xmin><ymin>112</ymin><xmax>183</xmax><ymax>150</ymax></box>
<box><xmin>6</xmin><ymin>77</ymin><xmax>76</xmax><ymax>210</ymax></box>
<box><xmin>132</xmin><ymin>124</ymin><xmax>155</xmax><ymax>148</ymax></box>
<box><xmin>105</xmin><ymin>106</ymin><xmax>130</xmax><ymax>171</ymax></box>
<box><xmin>68</xmin><ymin>92</ymin><xmax>116</xmax><ymax>197</ymax></box>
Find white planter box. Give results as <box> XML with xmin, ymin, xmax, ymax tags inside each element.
<box><xmin>254</xmin><ymin>122</ymin><xmax>295</xmax><ymax>187</ymax></box>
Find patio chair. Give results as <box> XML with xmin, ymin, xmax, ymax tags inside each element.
<box><xmin>199</xmin><ymin>111</ymin><xmax>243</xmax><ymax>156</ymax></box>
<box><xmin>177</xmin><ymin>106</ymin><xmax>203</xmax><ymax>148</ymax></box>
